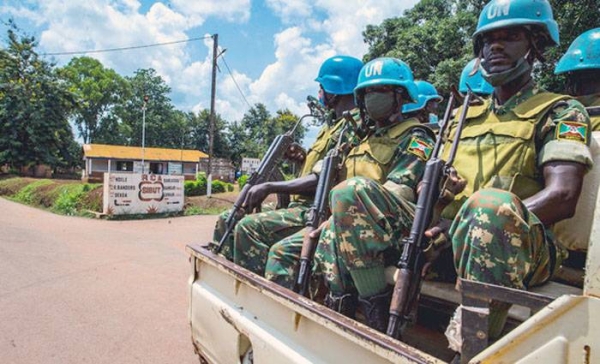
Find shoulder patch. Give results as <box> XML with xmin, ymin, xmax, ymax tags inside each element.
<box><xmin>407</xmin><ymin>137</ymin><xmax>433</xmax><ymax>161</ymax></box>
<box><xmin>556</xmin><ymin>121</ymin><xmax>588</xmax><ymax>143</ymax></box>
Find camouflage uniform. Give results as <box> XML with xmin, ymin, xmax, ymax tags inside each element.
<box><xmin>444</xmin><ymin>86</ymin><xmax>593</xmax><ymax>337</ymax></box>
<box><xmin>231</xmin><ymin>110</ymin><xmax>361</xmax><ymax>275</ymax></box>
<box><xmin>310</xmin><ymin>119</ymin><xmax>435</xmax><ymax>297</ymax></box>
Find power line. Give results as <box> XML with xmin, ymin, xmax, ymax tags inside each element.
<box><xmin>40</xmin><ymin>35</ymin><xmax>212</xmax><ymax>56</ymax></box>
<box><xmin>220</xmin><ymin>55</ymin><xmax>253</xmax><ymax>110</ymax></box>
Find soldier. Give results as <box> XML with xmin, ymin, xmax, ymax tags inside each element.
<box><xmin>426</xmin><ymin>0</ymin><xmax>594</xmax><ymax>354</ymax></box>
<box><xmin>402</xmin><ymin>80</ymin><xmax>443</xmax><ymax>124</ymax></box>
<box><xmin>459</xmin><ymin>58</ymin><xmax>494</xmax><ymax>97</ymax></box>
<box><xmin>302</xmin><ymin>58</ymin><xmax>436</xmax><ymax>331</ymax></box>
<box><xmin>227</xmin><ymin>56</ymin><xmax>363</xmax><ymax>276</ymax></box>
<box><xmin>555</xmin><ymin>28</ymin><xmax>600</xmax><ymax>130</ymax></box>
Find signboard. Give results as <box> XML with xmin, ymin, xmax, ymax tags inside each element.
<box><xmin>168</xmin><ymin>162</ymin><xmax>183</xmax><ymax>175</ymax></box>
<box><xmin>241</xmin><ymin>157</ymin><xmax>260</xmax><ymax>174</ymax></box>
<box><xmin>133</xmin><ymin>161</ymin><xmax>149</xmax><ymax>174</ymax></box>
<box><xmin>103</xmin><ymin>172</ymin><xmax>184</xmax><ymax>215</ymax></box>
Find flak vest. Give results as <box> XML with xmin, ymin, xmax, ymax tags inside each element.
<box><xmin>441</xmin><ymin>92</ymin><xmax>570</xmax><ymax>219</ymax></box>
<box><xmin>343</xmin><ymin>118</ymin><xmax>424</xmax><ymax>183</ymax></box>
<box><xmin>293</xmin><ymin>108</ymin><xmax>361</xmax><ymax>203</ymax></box>
<box><xmin>299</xmin><ymin>108</ymin><xmax>361</xmax><ymax>177</ymax></box>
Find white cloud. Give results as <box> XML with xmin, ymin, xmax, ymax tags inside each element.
<box><xmin>265</xmin><ymin>0</ymin><xmax>312</xmax><ymax>23</ymax></box>
<box><xmin>170</xmin><ymin>0</ymin><xmax>251</xmax><ymax>25</ymax></box>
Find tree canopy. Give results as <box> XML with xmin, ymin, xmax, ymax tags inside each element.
<box><xmin>0</xmin><ymin>24</ymin><xmax>79</xmax><ymax>170</ymax></box>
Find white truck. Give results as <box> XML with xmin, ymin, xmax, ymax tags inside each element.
<box><xmin>187</xmin><ymin>133</ymin><xmax>600</xmax><ymax>363</ymax></box>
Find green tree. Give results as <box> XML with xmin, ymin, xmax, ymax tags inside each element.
<box><xmin>226</xmin><ymin>104</ymin><xmax>305</xmax><ymax>169</ymax></box>
<box><xmin>58</xmin><ymin>56</ymin><xmax>130</xmax><ymax>144</ymax></box>
<box><xmin>0</xmin><ymin>24</ymin><xmax>79</xmax><ymax>171</ymax></box>
<box><xmin>187</xmin><ymin>109</ymin><xmax>230</xmax><ymax>157</ymax></box>
<box><xmin>118</xmin><ymin>68</ymin><xmax>176</xmax><ymax>148</ymax></box>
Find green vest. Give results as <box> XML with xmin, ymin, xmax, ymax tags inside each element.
<box><xmin>442</xmin><ymin>92</ymin><xmax>570</xmax><ymax>218</ymax></box>
<box><xmin>293</xmin><ymin>108</ymin><xmax>361</xmax><ymax>204</ymax></box>
<box><xmin>343</xmin><ymin>118</ymin><xmax>422</xmax><ymax>183</ymax></box>
<box><xmin>299</xmin><ymin>108</ymin><xmax>361</xmax><ymax>177</ymax></box>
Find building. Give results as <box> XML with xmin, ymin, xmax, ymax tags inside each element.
<box><xmin>82</xmin><ymin>144</ymin><xmax>208</xmax><ymax>182</ymax></box>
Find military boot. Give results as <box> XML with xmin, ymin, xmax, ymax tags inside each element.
<box><xmin>324</xmin><ymin>292</ymin><xmax>358</xmax><ymax>319</ymax></box>
<box><xmin>358</xmin><ymin>289</ymin><xmax>392</xmax><ymax>333</ymax></box>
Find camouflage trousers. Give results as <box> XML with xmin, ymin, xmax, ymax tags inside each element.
<box><xmin>449</xmin><ymin>188</ymin><xmax>565</xmax><ymax>339</ymax></box>
<box><xmin>233</xmin><ymin>203</ymin><xmax>310</xmax><ymax>277</ymax></box>
<box><xmin>314</xmin><ymin>177</ymin><xmax>415</xmax><ymax>297</ymax></box>
<box><xmin>451</xmin><ymin>188</ymin><xmax>565</xmax><ymax>290</ymax></box>
<box><xmin>212</xmin><ymin>203</ymin><xmax>278</xmax><ymax>260</ymax></box>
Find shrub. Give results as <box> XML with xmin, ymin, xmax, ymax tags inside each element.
<box><xmin>226</xmin><ymin>183</ymin><xmax>234</xmax><ymax>192</ymax></box>
<box><xmin>53</xmin><ymin>184</ymin><xmax>87</xmax><ymax>215</ymax></box>
<box><xmin>238</xmin><ymin>174</ymin><xmax>249</xmax><ymax>189</ymax></box>
<box><xmin>211</xmin><ymin>180</ymin><xmax>227</xmax><ymax>193</ymax></box>
<box><xmin>185</xmin><ymin>180</ymin><xmax>206</xmax><ymax>196</ymax></box>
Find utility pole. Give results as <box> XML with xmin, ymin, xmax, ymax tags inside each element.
<box><xmin>141</xmin><ymin>95</ymin><xmax>149</xmax><ymax>174</ymax></box>
<box><xmin>207</xmin><ymin>33</ymin><xmax>218</xmax><ymax>197</ymax></box>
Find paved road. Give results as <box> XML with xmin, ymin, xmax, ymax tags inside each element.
<box><xmin>0</xmin><ymin>197</ymin><xmax>218</xmax><ymax>364</ymax></box>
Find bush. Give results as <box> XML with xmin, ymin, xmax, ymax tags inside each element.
<box><xmin>184</xmin><ymin>180</ymin><xmax>206</xmax><ymax>196</ymax></box>
<box><xmin>238</xmin><ymin>174</ymin><xmax>249</xmax><ymax>189</ymax></box>
<box><xmin>53</xmin><ymin>184</ymin><xmax>88</xmax><ymax>216</ymax></box>
<box><xmin>211</xmin><ymin>180</ymin><xmax>227</xmax><ymax>193</ymax></box>
<box><xmin>226</xmin><ymin>183</ymin><xmax>234</xmax><ymax>192</ymax></box>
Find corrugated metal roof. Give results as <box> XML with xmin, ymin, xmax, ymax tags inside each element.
<box><xmin>82</xmin><ymin>144</ymin><xmax>208</xmax><ymax>163</ymax></box>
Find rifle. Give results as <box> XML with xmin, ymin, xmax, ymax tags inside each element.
<box><xmin>214</xmin><ymin>112</ymin><xmax>313</xmax><ymax>253</ymax></box>
<box><xmin>294</xmin><ymin>112</ymin><xmax>357</xmax><ymax>296</ymax></box>
<box><xmin>386</xmin><ymin>90</ymin><xmax>473</xmax><ymax>339</ymax></box>
<box><xmin>307</xmin><ymin>95</ymin><xmax>334</xmax><ymax>125</ymax></box>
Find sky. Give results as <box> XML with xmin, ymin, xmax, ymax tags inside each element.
<box><xmin>1</xmin><ymin>0</ymin><xmax>420</xmax><ymax>146</ymax></box>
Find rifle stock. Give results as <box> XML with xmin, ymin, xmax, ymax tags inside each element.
<box><xmin>386</xmin><ymin>91</ymin><xmax>473</xmax><ymax>339</ymax></box>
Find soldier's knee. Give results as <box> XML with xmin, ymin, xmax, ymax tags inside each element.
<box><xmin>462</xmin><ymin>188</ymin><xmax>519</xmax><ymax>212</ymax></box>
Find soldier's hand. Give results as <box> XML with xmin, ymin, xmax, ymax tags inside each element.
<box><xmin>242</xmin><ymin>183</ymin><xmax>271</xmax><ymax>213</ymax></box>
<box><xmin>442</xmin><ymin>167</ymin><xmax>466</xmax><ymax>199</ymax></box>
<box><xmin>285</xmin><ymin>142</ymin><xmax>306</xmax><ymax>163</ymax></box>
<box><xmin>421</xmin><ymin>218</ymin><xmax>452</xmax><ymax>276</ymax></box>
<box><xmin>308</xmin><ymin>219</ymin><xmax>330</xmax><ymax>239</ymax></box>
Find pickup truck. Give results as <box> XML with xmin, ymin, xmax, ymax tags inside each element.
<box><xmin>187</xmin><ymin>132</ymin><xmax>600</xmax><ymax>363</ymax></box>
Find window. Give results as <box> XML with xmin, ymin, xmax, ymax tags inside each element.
<box><xmin>117</xmin><ymin>161</ymin><xmax>133</xmax><ymax>171</ymax></box>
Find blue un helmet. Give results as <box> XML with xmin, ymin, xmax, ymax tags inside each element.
<box><xmin>354</xmin><ymin>57</ymin><xmax>418</xmax><ymax>104</ymax></box>
<box><xmin>459</xmin><ymin>58</ymin><xmax>494</xmax><ymax>95</ymax></box>
<box><xmin>555</xmin><ymin>28</ymin><xmax>600</xmax><ymax>74</ymax></box>
<box><xmin>472</xmin><ymin>0</ymin><xmax>560</xmax><ymax>56</ymax></box>
<box><xmin>315</xmin><ymin>55</ymin><xmax>363</xmax><ymax>95</ymax></box>
<box><xmin>402</xmin><ymin>80</ymin><xmax>443</xmax><ymax>114</ymax></box>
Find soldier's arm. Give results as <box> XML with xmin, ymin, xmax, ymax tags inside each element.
<box><xmin>523</xmin><ymin>161</ymin><xmax>585</xmax><ymax>225</ymax></box>
<box><xmin>524</xmin><ymin>99</ymin><xmax>593</xmax><ymax>226</ymax></box>
<box><xmin>242</xmin><ymin>174</ymin><xmax>319</xmax><ymax>211</ymax></box>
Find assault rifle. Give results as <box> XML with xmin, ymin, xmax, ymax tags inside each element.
<box><xmin>214</xmin><ymin>112</ymin><xmax>314</xmax><ymax>254</ymax></box>
<box><xmin>307</xmin><ymin>95</ymin><xmax>334</xmax><ymax>125</ymax></box>
<box><xmin>386</xmin><ymin>90</ymin><xmax>473</xmax><ymax>339</ymax></box>
<box><xmin>294</xmin><ymin>112</ymin><xmax>357</xmax><ymax>296</ymax></box>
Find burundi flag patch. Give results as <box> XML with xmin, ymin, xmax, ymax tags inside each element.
<box><xmin>407</xmin><ymin>137</ymin><xmax>433</xmax><ymax>161</ymax></box>
<box><xmin>556</xmin><ymin>121</ymin><xmax>588</xmax><ymax>144</ymax></box>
